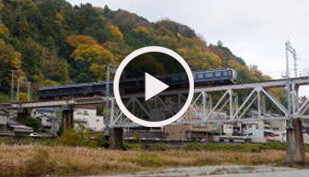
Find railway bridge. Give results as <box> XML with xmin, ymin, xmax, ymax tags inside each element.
<box><xmin>1</xmin><ymin>76</ymin><xmax>309</xmax><ymax>164</ymax></box>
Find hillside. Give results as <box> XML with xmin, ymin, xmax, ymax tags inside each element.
<box><xmin>0</xmin><ymin>0</ymin><xmax>266</xmax><ymax>101</ymax></box>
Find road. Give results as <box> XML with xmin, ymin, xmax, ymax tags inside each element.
<box><xmin>104</xmin><ymin>165</ymin><xmax>309</xmax><ymax>177</ymax></box>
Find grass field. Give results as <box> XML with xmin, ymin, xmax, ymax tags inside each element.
<box><xmin>0</xmin><ymin>145</ymin><xmax>308</xmax><ymax>177</ymax></box>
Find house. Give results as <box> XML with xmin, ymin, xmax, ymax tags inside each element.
<box><xmin>73</xmin><ymin>105</ymin><xmax>105</xmax><ymax>132</ymax></box>
<box><xmin>0</xmin><ymin>110</ymin><xmax>7</xmax><ymax>126</ymax></box>
<box><xmin>31</xmin><ymin>106</ymin><xmax>105</xmax><ymax>133</ymax></box>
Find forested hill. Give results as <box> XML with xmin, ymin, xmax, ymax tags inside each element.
<box><xmin>0</xmin><ymin>0</ymin><xmax>266</xmax><ymax>100</ymax></box>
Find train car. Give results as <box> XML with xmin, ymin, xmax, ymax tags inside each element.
<box><xmin>120</xmin><ymin>68</ymin><xmax>237</xmax><ymax>93</ymax></box>
<box><xmin>93</xmin><ymin>81</ymin><xmax>110</xmax><ymax>95</ymax></box>
<box><xmin>38</xmin><ymin>83</ymin><xmax>95</xmax><ymax>100</ymax></box>
<box><xmin>193</xmin><ymin>68</ymin><xmax>237</xmax><ymax>86</ymax></box>
<box><xmin>38</xmin><ymin>68</ymin><xmax>237</xmax><ymax>100</ymax></box>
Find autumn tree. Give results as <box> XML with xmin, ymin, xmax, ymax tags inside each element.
<box><xmin>0</xmin><ymin>39</ymin><xmax>23</xmax><ymax>93</ymax></box>
<box><xmin>249</xmin><ymin>65</ymin><xmax>265</xmax><ymax>81</ymax></box>
<box><xmin>0</xmin><ymin>24</ymin><xmax>9</xmax><ymax>38</ymax></box>
<box><xmin>66</xmin><ymin>35</ymin><xmax>98</xmax><ymax>48</ymax></box>
<box><xmin>72</xmin><ymin>44</ymin><xmax>113</xmax><ymax>82</ymax></box>
<box><xmin>107</xmin><ymin>25</ymin><xmax>124</xmax><ymax>42</ymax></box>
<box><xmin>227</xmin><ymin>60</ymin><xmax>257</xmax><ymax>83</ymax></box>
<box><xmin>177</xmin><ymin>47</ymin><xmax>222</xmax><ymax>71</ymax></box>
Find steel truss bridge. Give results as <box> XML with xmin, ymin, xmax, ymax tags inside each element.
<box><xmin>110</xmin><ymin>76</ymin><xmax>309</xmax><ymax>127</ymax></box>
<box><xmin>1</xmin><ymin>77</ymin><xmax>309</xmax><ymax>129</ymax></box>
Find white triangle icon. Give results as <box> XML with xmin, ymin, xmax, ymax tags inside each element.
<box><xmin>145</xmin><ymin>73</ymin><xmax>169</xmax><ymax>101</ymax></box>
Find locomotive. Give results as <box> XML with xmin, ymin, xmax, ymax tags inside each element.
<box><xmin>38</xmin><ymin>68</ymin><xmax>237</xmax><ymax>100</ymax></box>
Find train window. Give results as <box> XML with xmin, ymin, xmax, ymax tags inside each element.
<box><xmin>215</xmin><ymin>72</ymin><xmax>221</xmax><ymax>77</ymax></box>
<box><xmin>172</xmin><ymin>76</ymin><xmax>180</xmax><ymax>81</ymax></box>
<box><xmin>223</xmin><ymin>71</ymin><xmax>228</xmax><ymax>76</ymax></box>
<box><xmin>205</xmin><ymin>73</ymin><xmax>213</xmax><ymax>78</ymax></box>
<box><xmin>181</xmin><ymin>75</ymin><xmax>186</xmax><ymax>80</ymax></box>
<box><xmin>197</xmin><ymin>74</ymin><xmax>204</xmax><ymax>79</ymax></box>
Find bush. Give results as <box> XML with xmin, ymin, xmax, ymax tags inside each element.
<box><xmin>23</xmin><ymin>117</ymin><xmax>43</xmax><ymax>131</ymax></box>
<box><xmin>95</xmin><ymin>133</ymin><xmax>109</xmax><ymax>148</ymax></box>
<box><xmin>58</xmin><ymin>126</ymin><xmax>97</xmax><ymax>148</ymax></box>
<box><xmin>124</xmin><ymin>143</ymin><xmax>142</xmax><ymax>150</ymax></box>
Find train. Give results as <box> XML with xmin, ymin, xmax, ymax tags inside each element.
<box><xmin>38</xmin><ymin>68</ymin><xmax>237</xmax><ymax>100</ymax></box>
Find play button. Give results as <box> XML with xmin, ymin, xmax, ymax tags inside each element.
<box><xmin>145</xmin><ymin>73</ymin><xmax>169</xmax><ymax>101</ymax></box>
<box><xmin>114</xmin><ymin>46</ymin><xmax>194</xmax><ymax>127</ymax></box>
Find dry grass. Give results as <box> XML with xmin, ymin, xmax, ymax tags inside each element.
<box><xmin>0</xmin><ymin>145</ymin><xmax>307</xmax><ymax>177</ymax></box>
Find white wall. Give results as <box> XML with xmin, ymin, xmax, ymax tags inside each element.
<box><xmin>0</xmin><ymin>114</ymin><xmax>7</xmax><ymax>125</ymax></box>
<box><xmin>31</xmin><ymin>109</ymin><xmax>53</xmax><ymax>127</ymax></box>
<box><xmin>73</xmin><ymin>108</ymin><xmax>105</xmax><ymax>132</ymax></box>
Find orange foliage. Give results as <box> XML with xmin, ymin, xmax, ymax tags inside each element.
<box><xmin>66</xmin><ymin>35</ymin><xmax>98</xmax><ymax>48</ymax></box>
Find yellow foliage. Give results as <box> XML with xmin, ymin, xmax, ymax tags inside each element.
<box><xmin>55</xmin><ymin>13</ymin><xmax>64</xmax><ymax>22</ymax></box>
<box><xmin>0</xmin><ymin>24</ymin><xmax>9</xmax><ymax>37</ymax></box>
<box><xmin>0</xmin><ymin>0</ymin><xmax>3</xmax><ymax>8</ymax></box>
<box><xmin>40</xmin><ymin>79</ymin><xmax>59</xmax><ymax>88</ymax></box>
<box><xmin>228</xmin><ymin>60</ymin><xmax>248</xmax><ymax>71</ymax></box>
<box><xmin>228</xmin><ymin>60</ymin><xmax>258</xmax><ymax>82</ymax></box>
<box><xmin>134</xmin><ymin>26</ymin><xmax>151</xmax><ymax>34</ymax></box>
<box><xmin>108</xmin><ymin>25</ymin><xmax>124</xmax><ymax>41</ymax></box>
<box><xmin>72</xmin><ymin>44</ymin><xmax>113</xmax><ymax>63</ymax></box>
<box><xmin>0</xmin><ymin>39</ymin><xmax>22</xmax><ymax>71</ymax></box>
<box><xmin>66</xmin><ymin>35</ymin><xmax>98</xmax><ymax>48</ymax></box>
<box><xmin>18</xmin><ymin>92</ymin><xmax>29</xmax><ymax>101</ymax></box>
<box><xmin>89</xmin><ymin>63</ymin><xmax>106</xmax><ymax>81</ymax></box>
<box><xmin>177</xmin><ymin>47</ymin><xmax>222</xmax><ymax>70</ymax></box>
<box><xmin>10</xmin><ymin>53</ymin><xmax>22</xmax><ymax>69</ymax></box>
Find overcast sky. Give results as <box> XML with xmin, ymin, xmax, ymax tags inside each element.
<box><xmin>68</xmin><ymin>0</ymin><xmax>309</xmax><ymax>96</ymax></box>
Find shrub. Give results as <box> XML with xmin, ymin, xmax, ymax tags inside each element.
<box><xmin>23</xmin><ymin>117</ymin><xmax>43</xmax><ymax>131</ymax></box>
<box><xmin>124</xmin><ymin>143</ymin><xmax>142</xmax><ymax>150</ymax></box>
<box><xmin>58</xmin><ymin>126</ymin><xmax>97</xmax><ymax>148</ymax></box>
<box><xmin>95</xmin><ymin>133</ymin><xmax>109</xmax><ymax>148</ymax></box>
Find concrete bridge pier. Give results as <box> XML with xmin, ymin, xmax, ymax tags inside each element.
<box><xmin>60</xmin><ymin>109</ymin><xmax>74</xmax><ymax>134</ymax></box>
<box><xmin>286</xmin><ymin>119</ymin><xmax>305</xmax><ymax>165</ymax></box>
<box><xmin>109</xmin><ymin>127</ymin><xmax>124</xmax><ymax>149</ymax></box>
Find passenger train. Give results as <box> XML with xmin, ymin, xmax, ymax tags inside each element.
<box><xmin>38</xmin><ymin>68</ymin><xmax>237</xmax><ymax>100</ymax></box>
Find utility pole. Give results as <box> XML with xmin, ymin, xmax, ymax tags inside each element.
<box><xmin>285</xmin><ymin>41</ymin><xmax>305</xmax><ymax>165</ymax></box>
<box><xmin>105</xmin><ymin>64</ymin><xmax>116</xmax><ymax>100</ymax></box>
<box><xmin>11</xmin><ymin>70</ymin><xmax>15</xmax><ymax>101</ymax></box>
<box><xmin>106</xmin><ymin>64</ymin><xmax>111</xmax><ymax>98</ymax></box>
<box><xmin>104</xmin><ymin>64</ymin><xmax>116</xmax><ymax>136</ymax></box>
<box><xmin>16</xmin><ymin>77</ymin><xmax>20</xmax><ymax>101</ymax></box>
<box><xmin>27</xmin><ymin>81</ymin><xmax>31</xmax><ymax>101</ymax></box>
<box><xmin>285</xmin><ymin>42</ymin><xmax>290</xmax><ymax>78</ymax></box>
<box><xmin>293</xmin><ymin>50</ymin><xmax>297</xmax><ymax>78</ymax></box>
<box><xmin>285</xmin><ymin>41</ymin><xmax>298</xmax><ymax>78</ymax></box>
<box><xmin>105</xmin><ymin>64</ymin><xmax>111</xmax><ymax>113</ymax></box>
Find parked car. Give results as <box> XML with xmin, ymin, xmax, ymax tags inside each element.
<box><xmin>29</xmin><ymin>132</ymin><xmax>55</xmax><ymax>138</ymax></box>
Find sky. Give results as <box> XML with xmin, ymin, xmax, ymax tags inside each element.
<box><xmin>68</xmin><ymin>0</ymin><xmax>309</xmax><ymax>96</ymax></box>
